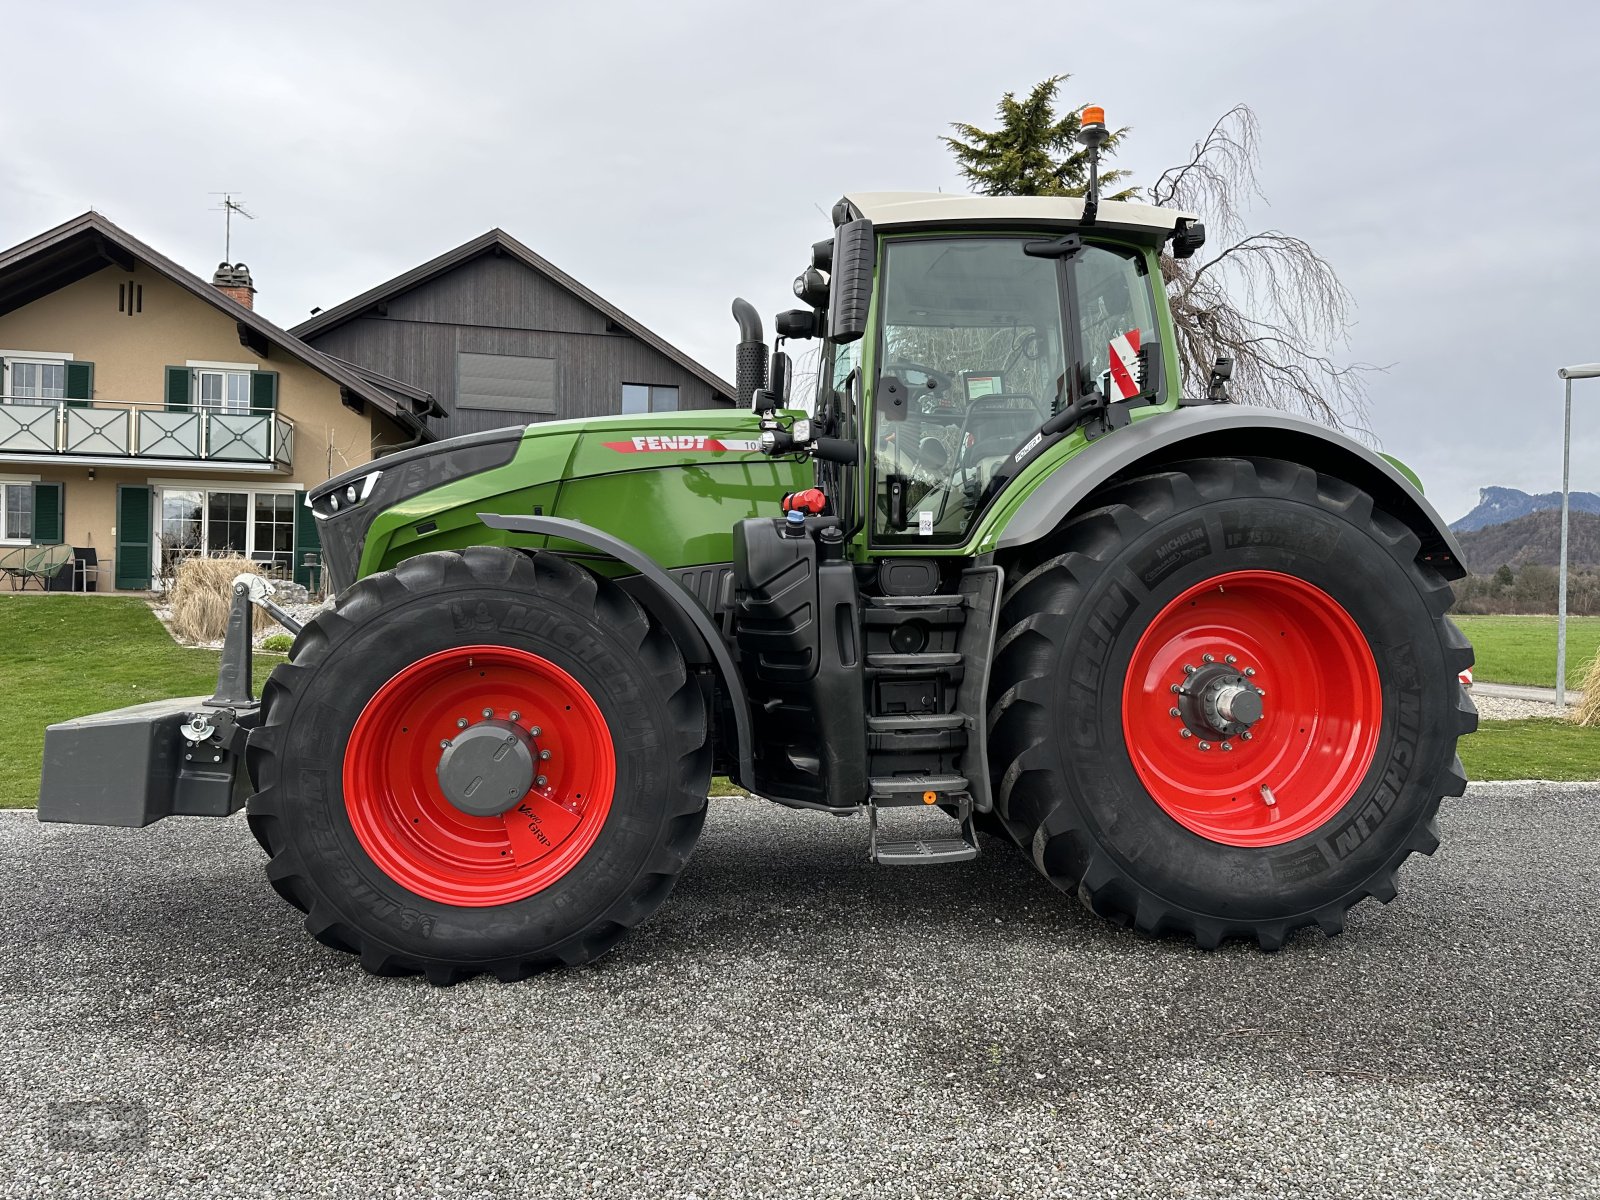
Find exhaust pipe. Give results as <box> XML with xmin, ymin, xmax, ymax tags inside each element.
<box><xmin>732</xmin><ymin>298</ymin><xmax>768</xmax><ymax>410</ymax></box>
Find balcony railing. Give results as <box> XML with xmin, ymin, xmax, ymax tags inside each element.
<box><xmin>0</xmin><ymin>397</ymin><xmax>293</xmax><ymax>468</ymax></box>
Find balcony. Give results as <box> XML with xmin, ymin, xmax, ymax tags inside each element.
<box><xmin>0</xmin><ymin>398</ymin><xmax>293</xmax><ymax>471</ymax></box>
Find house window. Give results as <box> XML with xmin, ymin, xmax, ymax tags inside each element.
<box><xmin>1</xmin><ymin>482</ymin><xmax>32</xmax><ymax>543</ymax></box>
<box><xmin>252</xmin><ymin>492</ymin><xmax>296</xmax><ymax>575</ymax></box>
<box><xmin>621</xmin><ymin>384</ymin><xmax>679</xmax><ymax>414</ymax></box>
<box><xmin>157</xmin><ymin>487</ymin><xmax>299</xmax><ymax>581</ymax></box>
<box><xmin>456</xmin><ymin>352</ymin><xmax>557</xmax><ymax>414</ymax></box>
<box><xmin>196</xmin><ymin>369</ymin><xmax>251</xmax><ymax>413</ymax></box>
<box><xmin>9</xmin><ymin>360</ymin><xmax>65</xmax><ymax>404</ymax></box>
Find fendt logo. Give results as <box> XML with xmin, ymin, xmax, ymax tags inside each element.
<box><xmin>603</xmin><ymin>436</ymin><xmax>762</xmax><ymax>453</ymax></box>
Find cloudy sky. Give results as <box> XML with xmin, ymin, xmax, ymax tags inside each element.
<box><xmin>5</xmin><ymin>0</ymin><xmax>1597</xmax><ymax>522</ymax></box>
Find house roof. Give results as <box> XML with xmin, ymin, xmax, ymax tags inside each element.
<box><xmin>290</xmin><ymin>228</ymin><xmax>735</xmax><ymax>402</ymax></box>
<box><xmin>0</xmin><ymin>211</ymin><xmax>445</xmax><ymax>430</ymax></box>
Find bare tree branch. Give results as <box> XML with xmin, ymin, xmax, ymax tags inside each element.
<box><xmin>1152</xmin><ymin>104</ymin><xmax>1373</xmax><ymax>432</ymax></box>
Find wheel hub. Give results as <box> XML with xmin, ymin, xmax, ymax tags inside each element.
<box><xmin>1176</xmin><ymin>662</ymin><xmax>1265</xmax><ymax>740</ymax></box>
<box><xmin>437</xmin><ymin>718</ymin><xmax>538</xmax><ymax>817</ymax></box>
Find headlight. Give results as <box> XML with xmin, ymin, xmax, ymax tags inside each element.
<box><xmin>310</xmin><ymin>470</ymin><xmax>383</xmax><ymax>519</ymax></box>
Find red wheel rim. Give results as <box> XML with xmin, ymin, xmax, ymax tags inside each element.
<box><xmin>1121</xmin><ymin>570</ymin><xmax>1381</xmax><ymax>847</ymax></box>
<box><xmin>344</xmin><ymin>645</ymin><xmax>616</xmax><ymax>906</ymax></box>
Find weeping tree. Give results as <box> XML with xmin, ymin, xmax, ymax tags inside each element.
<box><xmin>945</xmin><ymin>77</ymin><xmax>1371</xmax><ymax>429</ymax></box>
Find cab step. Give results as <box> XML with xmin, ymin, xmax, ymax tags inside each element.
<box><xmin>868</xmin><ymin>795</ymin><xmax>979</xmax><ymax>866</ymax></box>
<box><xmin>868</xmin><ymin>773</ymin><xmax>969</xmax><ymax>803</ymax></box>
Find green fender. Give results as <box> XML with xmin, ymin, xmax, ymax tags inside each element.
<box><xmin>990</xmin><ymin>406</ymin><xmax>1467</xmax><ymax>580</ymax></box>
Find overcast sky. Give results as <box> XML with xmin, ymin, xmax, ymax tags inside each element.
<box><xmin>4</xmin><ymin>0</ymin><xmax>1597</xmax><ymax>522</ymax></box>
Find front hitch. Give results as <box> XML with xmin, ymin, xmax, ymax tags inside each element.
<box><xmin>36</xmin><ymin>575</ymin><xmax>296</xmax><ymax>827</ymax></box>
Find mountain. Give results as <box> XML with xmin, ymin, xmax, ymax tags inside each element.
<box><xmin>1451</xmin><ymin>486</ymin><xmax>1600</xmax><ymax>532</ymax></box>
<box><xmin>1455</xmin><ymin>509</ymin><xmax>1600</xmax><ymax>573</ymax></box>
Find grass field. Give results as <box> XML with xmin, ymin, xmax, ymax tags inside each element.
<box><xmin>1458</xmin><ymin>719</ymin><xmax>1600</xmax><ymax>782</ymax></box>
<box><xmin>1453</xmin><ymin>614</ymin><xmax>1600</xmax><ymax>689</ymax></box>
<box><xmin>0</xmin><ymin>596</ymin><xmax>280</xmax><ymax>807</ymax></box>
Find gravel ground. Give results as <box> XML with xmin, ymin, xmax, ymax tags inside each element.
<box><xmin>1470</xmin><ymin>692</ymin><xmax>1571</xmax><ymax>721</ymax></box>
<box><xmin>2</xmin><ymin>786</ymin><xmax>1598</xmax><ymax>1200</ymax></box>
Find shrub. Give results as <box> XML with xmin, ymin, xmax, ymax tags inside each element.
<box><xmin>260</xmin><ymin>633</ymin><xmax>294</xmax><ymax>653</ymax></box>
<box><xmin>169</xmin><ymin>556</ymin><xmax>281</xmax><ymax>644</ymax></box>
<box><xmin>1578</xmin><ymin>653</ymin><xmax>1600</xmax><ymax>728</ymax></box>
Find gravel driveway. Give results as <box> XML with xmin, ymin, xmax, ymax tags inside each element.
<box><xmin>2</xmin><ymin>786</ymin><xmax>1597</xmax><ymax>1199</ymax></box>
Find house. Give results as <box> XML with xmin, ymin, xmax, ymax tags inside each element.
<box><xmin>0</xmin><ymin>212</ymin><xmax>441</xmax><ymax>591</ymax></box>
<box><xmin>292</xmin><ymin>229</ymin><xmax>734</xmax><ymax>439</ymax></box>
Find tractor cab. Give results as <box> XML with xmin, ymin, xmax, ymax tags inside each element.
<box><xmin>743</xmin><ymin>187</ymin><xmax>1202</xmax><ymax>554</ymax></box>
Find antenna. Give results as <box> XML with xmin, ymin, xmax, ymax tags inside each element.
<box><xmin>208</xmin><ymin>192</ymin><xmax>255</xmax><ymax>260</ymax></box>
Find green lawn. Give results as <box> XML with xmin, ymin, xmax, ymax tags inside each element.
<box><xmin>0</xmin><ymin>596</ymin><xmax>281</xmax><ymax>807</ymax></box>
<box><xmin>1453</xmin><ymin>614</ymin><xmax>1600</xmax><ymax>689</ymax></box>
<box><xmin>1459</xmin><ymin>719</ymin><xmax>1600</xmax><ymax>782</ymax></box>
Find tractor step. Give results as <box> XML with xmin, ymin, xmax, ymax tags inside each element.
<box><xmin>868</xmin><ymin>773</ymin><xmax>969</xmax><ymax>803</ymax></box>
<box><xmin>868</xmin><ymin>794</ymin><xmax>979</xmax><ymax>866</ymax></box>
<box><xmin>871</xmin><ymin>836</ymin><xmax>978</xmax><ymax>866</ymax></box>
<box><xmin>866</xmin><ymin>651</ymin><xmax>963</xmax><ymax>670</ymax></box>
<box><xmin>865</xmin><ymin>713</ymin><xmax>964</xmax><ymax>732</ymax></box>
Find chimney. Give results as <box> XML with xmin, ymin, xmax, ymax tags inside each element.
<box><xmin>212</xmin><ymin>262</ymin><xmax>255</xmax><ymax>310</ymax></box>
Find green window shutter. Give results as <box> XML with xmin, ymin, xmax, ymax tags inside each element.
<box><xmin>293</xmin><ymin>494</ymin><xmax>321</xmax><ymax>590</ymax></box>
<box><xmin>250</xmin><ymin>370</ymin><xmax>279</xmax><ymax>414</ymax></box>
<box><xmin>31</xmin><ymin>483</ymin><xmax>64</xmax><ymax>545</ymax></box>
<box><xmin>165</xmin><ymin>366</ymin><xmax>191</xmax><ymax>412</ymax></box>
<box><xmin>64</xmin><ymin>361</ymin><xmax>94</xmax><ymax>409</ymax></box>
<box><xmin>114</xmin><ymin>485</ymin><xmax>152</xmax><ymax>590</ymax></box>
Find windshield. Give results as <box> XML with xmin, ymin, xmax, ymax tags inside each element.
<box><xmin>871</xmin><ymin>237</ymin><xmax>1067</xmax><ymax>541</ymax></box>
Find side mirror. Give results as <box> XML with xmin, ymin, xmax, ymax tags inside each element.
<box><xmin>828</xmin><ymin>218</ymin><xmax>874</xmax><ymax>345</ymax></box>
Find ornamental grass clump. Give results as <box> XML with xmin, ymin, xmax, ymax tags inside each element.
<box><xmin>1577</xmin><ymin>653</ymin><xmax>1600</xmax><ymax>728</ymax></box>
<box><xmin>169</xmin><ymin>555</ymin><xmax>279</xmax><ymax>643</ymax></box>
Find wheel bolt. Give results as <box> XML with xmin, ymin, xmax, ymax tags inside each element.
<box><xmin>1244</xmin><ymin>668</ymin><xmax>1256</xmax><ymax>678</ymax></box>
<box><xmin>1202</xmin><ymin>653</ymin><xmax>1215</xmax><ymax>664</ymax></box>
<box><xmin>1225</xmin><ymin>655</ymin><xmax>1237</xmax><ymax>665</ymax></box>
<box><xmin>439</xmin><ymin>739</ymin><xmax>450</xmax><ymax>749</ymax></box>
<box><xmin>482</xmin><ymin>708</ymin><xmax>493</xmax><ymax>719</ymax></box>
<box><xmin>1169</xmin><ymin>684</ymin><xmax>1182</xmax><ymax>694</ymax></box>
<box><xmin>540</xmin><ymin>749</ymin><xmax>552</xmax><ymax>760</ymax></box>
<box><xmin>1180</xmin><ymin>729</ymin><xmax>1193</xmax><ymax>739</ymax></box>
<box><xmin>1198</xmin><ymin>741</ymin><xmax>1211</xmax><ymax>751</ymax></box>
<box><xmin>509</xmin><ymin>710</ymin><xmax>521</xmax><ymax>721</ymax></box>
<box><xmin>535</xmin><ymin>775</ymin><xmax>548</xmax><ymax>788</ymax></box>
<box><xmin>530</xmin><ymin>726</ymin><xmax>542</xmax><ymax>737</ymax></box>
<box><xmin>1184</xmin><ymin>664</ymin><xmax>1197</xmax><ymax>675</ymax></box>
<box><xmin>1242</xmin><ymin>731</ymin><xmax>1253</xmax><ymax>741</ymax></box>
<box><xmin>1168</xmin><ymin>707</ymin><xmax>1180</xmax><ymax>718</ymax></box>
<box><xmin>1221</xmin><ymin>742</ymin><xmax>1233</xmax><ymax>752</ymax></box>
<box><xmin>456</xmin><ymin>717</ymin><xmax>468</xmax><ymax>728</ymax></box>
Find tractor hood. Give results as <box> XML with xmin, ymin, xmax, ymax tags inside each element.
<box><xmin>310</xmin><ymin>410</ymin><xmax>806</xmax><ymax>594</ymax></box>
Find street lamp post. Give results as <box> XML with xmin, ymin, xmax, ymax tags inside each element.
<box><xmin>1555</xmin><ymin>364</ymin><xmax>1600</xmax><ymax>709</ymax></box>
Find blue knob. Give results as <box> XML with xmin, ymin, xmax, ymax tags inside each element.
<box><xmin>785</xmin><ymin>509</ymin><xmax>806</xmax><ymax>526</ymax></box>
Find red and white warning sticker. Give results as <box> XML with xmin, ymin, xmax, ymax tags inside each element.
<box><xmin>603</xmin><ymin>435</ymin><xmax>762</xmax><ymax>453</ymax></box>
<box><xmin>1107</xmin><ymin>329</ymin><xmax>1143</xmax><ymax>401</ymax></box>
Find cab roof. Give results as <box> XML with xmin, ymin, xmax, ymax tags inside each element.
<box><xmin>841</xmin><ymin>191</ymin><xmax>1197</xmax><ymax>247</ymax></box>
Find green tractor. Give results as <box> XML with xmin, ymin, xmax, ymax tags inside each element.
<box><xmin>40</xmin><ymin>115</ymin><xmax>1475</xmax><ymax>983</ymax></box>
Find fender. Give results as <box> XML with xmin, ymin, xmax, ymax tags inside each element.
<box><xmin>993</xmin><ymin>406</ymin><xmax>1467</xmax><ymax>580</ymax></box>
<box><xmin>477</xmin><ymin>512</ymin><xmax>755</xmax><ymax>781</ymax></box>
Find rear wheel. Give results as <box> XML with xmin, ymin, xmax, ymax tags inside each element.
<box><xmin>246</xmin><ymin>547</ymin><xmax>710</xmax><ymax>983</ymax></box>
<box><xmin>986</xmin><ymin>457</ymin><xmax>1476</xmax><ymax>948</ymax></box>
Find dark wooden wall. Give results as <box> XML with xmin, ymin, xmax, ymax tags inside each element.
<box><xmin>303</xmin><ymin>253</ymin><xmax>730</xmax><ymax>438</ymax></box>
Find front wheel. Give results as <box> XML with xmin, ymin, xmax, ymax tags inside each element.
<box><xmin>245</xmin><ymin>547</ymin><xmax>711</xmax><ymax>983</ymax></box>
<box><xmin>986</xmin><ymin>458</ymin><xmax>1477</xmax><ymax>949</ymax></box>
